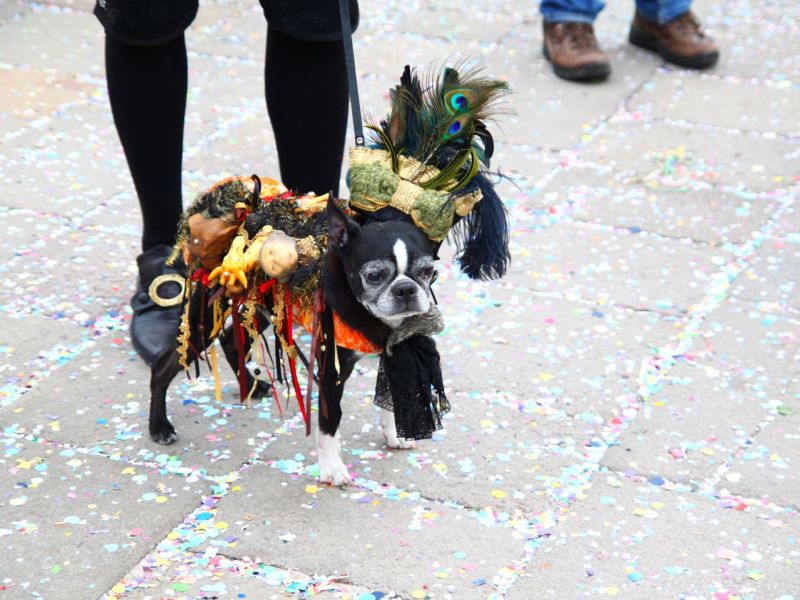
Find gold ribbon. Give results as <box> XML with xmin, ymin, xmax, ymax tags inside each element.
<box><xmin>348</xmin><ymin>148</ymin><xmax>483</xmax><ymax>242</ymax></box>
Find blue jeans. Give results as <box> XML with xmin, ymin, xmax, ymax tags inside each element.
<box><xmin>541</xmin><ymin>0</ymin><xmax>691</xmax><ymax>25</ymax></box>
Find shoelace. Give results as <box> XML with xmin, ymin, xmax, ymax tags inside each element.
<box><xmin>559</xmin><ymin>22</ymin><xmax>599</xmax><ymax>51</ymax></box>
<box><xmin>668</xmin><ymin>12</ymin><xmax>705</xmax><ymax>40</ymax></box>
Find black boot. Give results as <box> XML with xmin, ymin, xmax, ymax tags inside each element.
<box><xmin>130</xmin><ymin>244</ymin><xmax>186</xmax><ymax>365</ymax></box>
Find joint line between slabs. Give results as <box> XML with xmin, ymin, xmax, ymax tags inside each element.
<box><xmin>496</xmin><ymin>174</ymin><xmax>798</xmax><ymax>595</ymax></box>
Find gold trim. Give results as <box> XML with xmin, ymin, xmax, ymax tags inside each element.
<box><xmin>454</xmin><ymin>189</ymin><xmax>484</xmax><ymax>216</ymax></box>
<box><xmin>349</xmin><ymin>147</ymin><xmax>439</xmax><ymax>182</ymax></box>
<box><xmin>390</xmin><ymin>179</ymin><xmax>422</xmax><ymax>214</ymax></box>
<box><xmin>296</xmin><ymin>235</ymin><xmax>321</xmax><ymax>265</ymax></box>
<box><xmin>148</xmin><ymin>274</ymin><xmax>186</xmax><ymax>308</ymax></box>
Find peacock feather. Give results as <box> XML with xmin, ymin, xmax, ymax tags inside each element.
<box><xmin>371</xmin><ymin>63</ymin><xmax>509</xmax><ymax>192</ymax></box>
<box><xmin>362</xmin><ymin>62</ymin><xmax>512</xmax><ymax>281</ymax></box>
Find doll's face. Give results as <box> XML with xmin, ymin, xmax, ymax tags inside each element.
<box><xmin>259</xmin><ymin>231</ymin><xmax>299</xmax><ymax>280</ymax></box>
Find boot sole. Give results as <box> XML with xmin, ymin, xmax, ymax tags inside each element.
<box><xmin>543</xmin><ymin>44</ymin><xmax>611</xmax><ymax>81</ymax></box>
<box><xmin>629</xmin><ymin>27</ymin><xmax>719</xmax><ymax>69</ymax></box>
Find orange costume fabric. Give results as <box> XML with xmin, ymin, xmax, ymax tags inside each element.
<box><xmin>293</xmin><ymin>304</ymin><xmax>382</xmax><ymax>355</ymax></box>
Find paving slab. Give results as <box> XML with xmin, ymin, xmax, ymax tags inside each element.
<box><xmin>489</xmin><ymin>143</ymin><xmax>561</xmax><ymax>187</ymax></box>
<box><xmin>0</xmin><ymin>310</ymin><xmax>85</xmax><ymax>408</ymax></box>
<box><xmin>699</xmin><ymin>301</ymin><xmax>800</xmax><ymax>380</ymax></box>
<box><xmin>602</xmin><ymin>359</ymin><xmax>769</xmax><ymax>486</ymax></box>
<box><xmin>121</xmin><ymin>567</ymin><xmax>355</xmax><ymax>600</ymax></box>
<box><xmin>675</xmin><ymin>0</ymin><xmax>800</xmax><ymax>82</ymax></box>
<box><xmin>184</xmin><ymin>52</ymin><xmax>267</xmax><ymax>145</ymax></box>
<box><xmin>0</xmin><ymin>223</ymin><xmax>138</xmax><ymax>323</ymax></box>
<box><xmin>76</xmin><ymin>191</ymin><xmax>143</xmax><ymax>236</ymax></box>
<box><xmin>435</xmin><ymin>283</ymin><xmax>679</xmax><ymax>422</ymax></box>
<box><xmin>580</xmin><ymin>115</ymin><xmax>800</xmax><ymax>192</ymax></box>
<box><xmin>0</xmin><ymin>207</ymin><xmax>72</xmax><ymax>261</ymax></box>
<box><xmin>192</xmin><ymin>461</ymin><xmax>525</xmax><ymax>598</ymax></box>
<box><xmin>258</xmin><ymin>365</ymin><xmax>591</xmax><ymax>517</ymax></box>
<box><xmin>353</xmin><ymin>34</ymin><xmax>459</xmax><ymax>91</ymax></box>
<box><xmin>511</xmin><ymin>474</ymin><xmax>800</xmax><ymax>598</ymax></box>
<box><xmin>186</xmin><ymin>1</ymin><xmax>267</xmax><ymax>62</ymax></box>
<box><xmin>539</xmin><ymin>165</ymin><xmax>778</xmax><ymax>244</ymax></box>
<box><xmin>0</xmin><ymin>3</ymin><xmax>104</xmax><ymax>76</ymax></box>
<box><xmin>396</xmin><ymin>5</ymin><xmax>523</xmax><ymax>43</ymax></box>
<box><xmin>183</xmin><ymin>118</ymin><xmax>281</xmax><ymax>187</ymax></box>
<box><xmin>506</xmin><ymin>221</ymin><xmax>732</xmax><ymax>314</ymax></box>
<box><xmin>629</xmin><ymin>71</ymin><xmax>799</xmax><ymax>135</ymax></box>
<box><xmin>1</xmin><ymin>99</ymin><xmax>134</xmax><ymax>216</ymax></box>
<box><xmin>725</xmin><ymin>410</ymin><xmax>800</xmax><ymax>509</ymax></box>
<box><xmin>0</xmin><ymin>65</ymin><xmax>91</xmax><ymax>136</ymax></box>
<box><xmin>22</xmin><ymin>0</ymin><xmax>95</xmax><ymax>11</ymax></box>
<box><xmin>1</xmin><ymin>1</ymin><xmax>798</xmax><ymax>598</ymax></box>
<box><xmin>0</xmin><ymin>436</ymin><xmax>206</xmax><ymax>600</ymax></box>
<box><xmin>0</xmin><ymin>1</ymin><xmax>30</xmax><ymax>24</ymax></box>
<box><xmin>685</xmin><ymin>301</ymin><xmax>799</xmax><ymax>505</ymax></box>
<box><xmin>3</xmin><ymin>334</ymin><xmax>299</xmax><ymax>478</ymax></box>
<box><xmin>730</xmin><ymin>224</ymin><xmax>800</xmax><ymax>311</ymax></box>
<box><xmin>499</xmin><ymin>41</ymin><xmax>660</xmax><ymax>149</ymax></box>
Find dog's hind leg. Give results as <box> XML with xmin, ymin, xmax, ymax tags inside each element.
<box><xmin>148</xmin><ymin>347</ymin><xmax>183</xmax><ymax>445</ymax></box>
<box><xmin>317</xmin><ymin>347</ymin><xmax>358</xmax><ymax>486</ymax></box>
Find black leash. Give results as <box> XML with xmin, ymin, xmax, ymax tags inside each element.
<box><xmin>337</xmin><ymin>0</ymin><xmax>365</xmax><ymax>147</ymax></box>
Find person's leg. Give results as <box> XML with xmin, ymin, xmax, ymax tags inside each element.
<box><xmin>634</xmin><ymin>0</ymin><xmax>690</xmax><ymax>25</ymax></box>
<box><xmin>540</xmin><ymin>0</ymin><xmax>611</xmax><ymax>81</ymax></box>
<box><xmin>540</xmin><ymin>0</ymin><xmax>605</xmax><ymax>23</ymax></box>
<box><xmin>105</xmin><ymin>34</ymin><xmax>187</xmax><ymax>251</ymax></box>
<box><xmin>265</xmin><ymin>25</ymin><xmax>349</xmax><ymax>197</ymax></box>
<box><xmin>105</xmin><ymin>33</ymin><xmax>189</xmax><ymax>365</ymax></box>
<box><xmin>630</xmin><ymin>0</ymin><xmax>719</xmax><ymax>68</ymax></box>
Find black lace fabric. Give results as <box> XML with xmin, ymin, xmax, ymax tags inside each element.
<box><xmin>374</xmin><ymin>337</ymin><xmax>450</xmax><ymax>441</ymax></box>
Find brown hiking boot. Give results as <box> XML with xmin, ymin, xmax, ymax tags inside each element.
<box><xmin>629</xmin><ymin>10</ymin><xmax>719</xmax><ymax>69</ymax></box>
<box><xmin>543</xmin><ymin>21</ymin><xmax>611</xmax><ymax>81</ymax></box>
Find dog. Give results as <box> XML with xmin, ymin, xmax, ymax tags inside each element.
<box><xmin>147</xmin><ymin>199</ymin><xmax>438</xmax><ymax>486</ymax></box>
<box><xmin>147</xmin><ymin>62</ymin><xmax>510</xmax><ymax>486</ymax></box>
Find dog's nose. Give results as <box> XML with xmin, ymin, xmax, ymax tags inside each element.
<box><xmin>391</xmin><ymin>281</ymin><xmax>417</xmax><ymax>299</ymax></box>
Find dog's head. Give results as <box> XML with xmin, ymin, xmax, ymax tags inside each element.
<box><xmin>327</xmin><ymin>200</ymin><xmax>436</xmax><ymax>328</ymax></box>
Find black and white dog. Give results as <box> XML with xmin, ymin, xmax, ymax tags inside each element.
<box><xmin>148</xmin><ymin>200</ymin><xmax>437</xmax><ymax>486</ymax></box>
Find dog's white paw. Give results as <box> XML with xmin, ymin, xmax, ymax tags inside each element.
<box><xmin>318</xmin><ymin>433</ymin><xmax>352</xmax><ymax>486</ymax></box>
<box><xmin>380</xmin><ymin>408</ymin><xmax>416</xmax><ymax>450</ymax></box>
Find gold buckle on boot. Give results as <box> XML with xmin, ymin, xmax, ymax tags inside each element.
<box><xmin>148</xmin><ymin>274</ymin><xmax>186</xmax><ymax>307</ymax></box>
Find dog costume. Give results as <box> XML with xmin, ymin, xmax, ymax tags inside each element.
<box><xmin>163</xmin><ymin>63</ymin><xmax>509</xmax><ymax>440</ymax></box>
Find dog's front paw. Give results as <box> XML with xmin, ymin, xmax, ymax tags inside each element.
<box><xmin>149</xmin><ymin>419</ymin><xmax>177</xmax><ymax>445</ymax></box>
<box><xmin>380</xmin><ymin>408</ymin><xmax>416</xmax><ymax>450</ymax></box>
<box><xmin>317</xmin><ymin>433</ymin><xmax>352</xmax><ymax>486</ymax></box>
<box><xmin>386</xmin><ymin>435</ymin><xmax>416</xmax><ymax>450</ymax></box>
<box><xmin>319</xmin><ymin>457</ymin><xmax>352</xmax><ymax>486</ymax></box>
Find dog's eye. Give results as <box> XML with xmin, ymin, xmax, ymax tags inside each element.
<box><xmin>365</xmin><ymin>270</ymin><xmax>386</xmax><ymax>284</ymax></box>
<box><xmin>419</xmin><ymin>265</ymin><xmax>435</xmax><ymax>279</ymax></box>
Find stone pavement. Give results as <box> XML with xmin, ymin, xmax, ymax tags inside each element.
<box><xmin>1</xmin><ymin>0</ymin><xmax>798</xmax><ymax>598</ymax></box>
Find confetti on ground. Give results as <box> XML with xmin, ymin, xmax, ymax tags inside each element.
<box><xmin>1</xmin><ymin>1</ymin><xmax>799</xmax><ymax>598</ymax></box>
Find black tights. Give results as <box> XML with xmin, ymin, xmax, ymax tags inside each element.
<box><xmin>105</xmin><ymin>27</ymin><xmax>349</xmax><ymax>251</ymax></box>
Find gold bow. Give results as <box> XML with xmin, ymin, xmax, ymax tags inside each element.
<box><xmin>348</xmin><ymin>148</ymin><xmax>482</xmax><ymax>242</ymax></box>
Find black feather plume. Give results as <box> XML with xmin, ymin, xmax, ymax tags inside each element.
<box><xmin>450</xmin><ymin>171</ymin><xmax>510</xmax><ymax>280</ymax></box>
<box><xmin>368</xmin><ymin>62</ymin><xmax>511</xmax><ymax>281</ymax></box>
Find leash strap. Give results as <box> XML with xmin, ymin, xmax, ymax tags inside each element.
<box><xmin>337</xmin><ymin>0</ymin><xmax>365</xmax><ymax>146</ymax></box>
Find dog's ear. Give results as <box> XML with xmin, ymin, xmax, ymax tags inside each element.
<box><xmin>327</xmin><ymin>198</ymin><xmax>360</xmax><ymax>253</ymax></box>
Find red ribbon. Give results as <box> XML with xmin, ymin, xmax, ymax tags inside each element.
<box><xmin>284</xmin><ymin>285</ymin><xmax>309</xmax><ymax>429</ymax></box>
